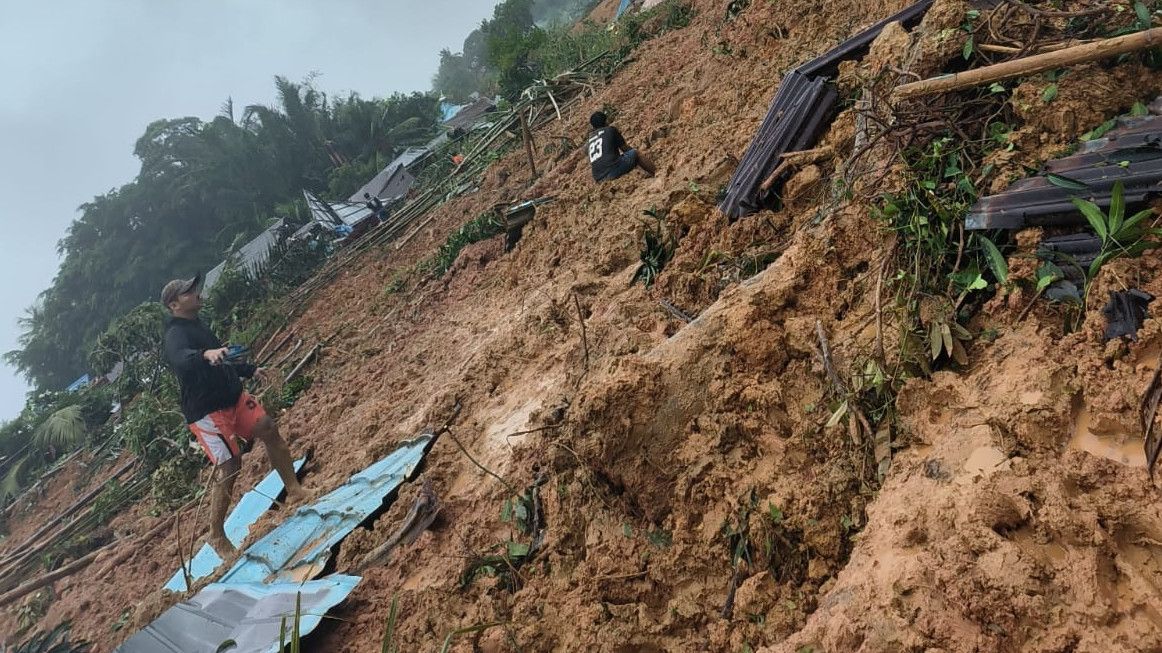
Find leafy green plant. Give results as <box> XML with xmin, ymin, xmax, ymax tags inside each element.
<box><xmin>381</xmin><ymin>594</ymin><xmax>399</xmax><ymax>653</ymax></box>
<box><xmin>4</xmin><ymin>621</ymin><xmax>90</xmax><ymax>653</ymax></box>
<box><xmin>632</xmin><ymin>209</ymin><xmax>677</xmax><ymax>288</ymax></box>
<box><xmin>1072</xmin><ymin>181</ymin><xmax>1162</xmax><ymax>278</ymax></box>
<box><xmin>421</xmin><ymin>210</ymin><xmax>505</xmax><ymax>277</ymax></box>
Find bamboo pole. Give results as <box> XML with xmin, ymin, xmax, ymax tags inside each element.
<box><xmin>894</xmin><ymin>27</ymin><xmax>1162</xmax><ymax>100</ymax></box>
<box><xmin>520</xmin><ymin>111</ymin><xmax>539</xmax><ymax>179</ymax></box>
<box><xmin>0</xmin><ymin>458</ymin><xmax>136</xmax><ymax>566</ymax></box>
<box><xmin>0</xmin><ymin>545</ymin><xmax>106</xmax><ymax>608</ymax></box>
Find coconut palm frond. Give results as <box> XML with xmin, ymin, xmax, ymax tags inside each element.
<box><xmin>1</xmin><ymin>454</ymin><xmax>32</xmax><ymax>503</ymax></box>
<box><xmin>32</xmin><ymin>405</ymin><xmax>87</xmax><ymax>452</ymax></box>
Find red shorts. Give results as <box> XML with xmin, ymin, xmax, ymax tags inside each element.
<box><xmin>188</xmin><ymin>392</ymin><xmax>267</xmax><ymax>465</ymax></box>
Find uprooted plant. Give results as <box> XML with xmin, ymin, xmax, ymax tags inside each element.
<box><xmin>632</xmin><ymin>208</ymin><xmax>678</xmax><ymax>288</ymax></box>
<box><xmin>461</xmin><ymin>477</ymin><xmax>546</xmax><ymax>591</ymax></box>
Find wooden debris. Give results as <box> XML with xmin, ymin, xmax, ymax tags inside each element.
<box><xmin>355</xmin><ymin>481</ymin><xmax>440</xmax><ymax>572</ymax></box>
<box><xmin>1140</xmin><ymin>366</ymin><xmax>1162</xmax><ymax>479</ymax></box>
<box><xmin>895</xmin><ymin>28</ymin><xmax>1162</xmax><ymax>100</ymax></box>
<box><xmin>285</xmin><ymin>342</ymin><xmax>323</xmax><ymax>384</ymax></box>
<box><xmin>0</xmin><ymin>545</ymin><xmax>106</xmax><ymax>609</ymax></box>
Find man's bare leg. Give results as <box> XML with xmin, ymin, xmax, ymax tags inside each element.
<box><xmin>636</xmin><ymin>151</ymin><xmax>656</xmax><ymax>177</ymax></box>
<box><xmin>252</xmin><ymin>416</ymin><xmax>307</xmax><ymax>502</ymax></box>
<box><xmin>209</xmin><ymin>456</ymin><xmax>241</xmax><ymax>555</ymax></box>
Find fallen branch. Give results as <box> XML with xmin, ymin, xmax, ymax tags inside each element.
<box><xmin>355</xmin><ymin>481</ymin><xmax>439</xmax><ymax>572</ymax></box>
<box><xmin>258</xmin><ymin>328</ymin><xmax>294</xmax><ymax>366</ymax></box>
<box><xmin>658</xmin><ymin>299</ymin><xmax>694</xmax><ymax>323</ymax></box>
<box><xmin>284</xmin><ymin>342</ymin><xmax>322</xmax><ymax>384</ymax></box>
<box><xmin>815</xmin><ymin>320</ymin><xmax>875</xmax><ymax>438</ymax></box>
<box><xmin>895</xmin><ymin>28</ymin><xmax>1162</xmax><ymax>100</ymax></box>
<box><xmin>0</xmin><ymin>545</ymin><xmax>107</xmax><ymax>608</ymax></box>
<box><xmin>573</xmin><ymin>293</ymin><xmax>590</xmax><ymax>374</ymax></box>
<box><xmin>1140</xmin><ymin>366</ymin><xmax>1162</xmax><ymax>479</ymax></box>
<box><xmin>271</xmin><ymin>338</ymin><xmax>304</xmax><ymax>369</ymax></box>
<box><xmin>0</xmin><ymin>457</ymin><xmax>136</xmax><ymax>567</ymax></box>
<box><xmin>759</xmin><ymin>146</ymin><xmax>835</xmax><ymax>192</ymax></box>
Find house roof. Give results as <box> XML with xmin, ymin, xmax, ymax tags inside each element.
<box><xmin>444</xmin><ymin>97</ymin><xmax>497</xmax><ymax>131</ymax></box>
<box><xmin>203</xmin><ymin>219</ymin><xmax>286</xmax><ymax>291</ymax></box>
<box><xmin>348</xmin><ymin>147</ymin><xmax>429</xmax><ymax>203</ymax></box>
<box><xmin>304</xmin><ymin>190</ymin><xmax>377</xmax><ymax>228</ymax></box>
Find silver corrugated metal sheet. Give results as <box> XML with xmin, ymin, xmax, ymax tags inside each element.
<box><xmin>115</xmin><ymin>575</ymin><xmax>360</xmax><ymax>653</ymax></box>
<box><xmin>203</xmin><ymin>219</ymin><xmax>286</xmax><ymax>291</ymax></box>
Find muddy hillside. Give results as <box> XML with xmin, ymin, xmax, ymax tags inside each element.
<box><xmin>5</xmin><ymin>0</ymin><xmax>1162</xmax><ymax>650</ymax></box>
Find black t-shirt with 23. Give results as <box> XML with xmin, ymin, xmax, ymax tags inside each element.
<box><xmin>587</xmin><ymin>126</ymin><xmax>627</xmax><ymax>180</ymax></box>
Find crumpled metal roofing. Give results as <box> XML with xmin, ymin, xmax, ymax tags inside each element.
<box><xmin>115</xmin><ymin>574</ymin><xmax>360</xmax><ymax>653</ymax></box>
<box><xmin>718</xmin><ymin>0</ymin><xmax>933</xmax><ymax>219</ymax></box>
<box><xmin>163</xmin><ymin>459</ymin><xmax>306</xmax><ymax>592</ymax></box>
<box><xmin>966</xmin><ymin>115</ymin><xmax>1162</xmax><ymax>230</ymax></box>
<box><xmin>204</xmin><ymin>219</ymin><xmax>287</xmax><ymax>291</ymax></box>
<box><xmin>219</xmin><ymin>434</ymin><xmax>433</xmax><ymax>585</ymax></box>
<box><xmin>303</xmin><ymin>190</ymin><xmax>377</xmax><ymax>230</ymax></box>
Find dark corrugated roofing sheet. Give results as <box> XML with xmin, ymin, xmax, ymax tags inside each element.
<box><xmin>966</xmin><ymin>115</ymin><xmax>1162</xmax><ymax>230</ymax></box>
<box><xmin>796</xmin><ymin>0</ymin><xmax>935</xmax><ymax>78</ymax></box>
<box><xmin>718</xmin><ymin>0</ymin><xmax>934</xmax><ymax>220</ymax></box>
<box><xmin>719</xmin><ymin>73</ymin><xmax>838</xmax><ymax>219</ymax></box>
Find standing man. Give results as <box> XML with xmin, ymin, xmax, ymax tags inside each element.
<box><xmin>586</xmin><ymin>111</ymin><xmax>656</xmax><ymax>182</ymax></box>
<box><xmin>161</xmin><ymin>273</ymin><xmax>307</xmax><ymax>555</ymax></box>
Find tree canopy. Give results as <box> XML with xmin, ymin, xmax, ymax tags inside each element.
<box><xmin>5</xmin><ymin>77</ymin><xmax>439</xmax><ymax>390</ymax></box>
<box><xmin>433</xmin><ymin>0</ymin><xmax>600</xmax><ymax>101</ymax></box>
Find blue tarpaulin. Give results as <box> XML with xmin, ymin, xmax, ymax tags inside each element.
<box><xmin>615</xmin><ymin>0</ymin><xmax>633</xmax><ymax>19</ymax></box>
<box><xmin>220</xmin><ymin>434</ymin><xmax>433</xmax><ymax>584</ymax></box>
<box><xmin>163</xmin><ymin>459</ymin><xmax>306</xmax><ymax>592</ymax></box>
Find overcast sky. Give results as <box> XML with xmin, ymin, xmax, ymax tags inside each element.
<box><xmin>0</xmin><ymin>0</ymin><xmax>497</xmax><ymax>422</ymax></box>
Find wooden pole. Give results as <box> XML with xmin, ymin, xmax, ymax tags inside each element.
<box><xmin>894</xmin><ymin>27</ymin><xmax>1162</xmax><ymax>100</ymax></box>
<box><xmin>519</xmin><ymin>111</ymin><xmax>538</xmax><ymax>179</ymax></box>
<box><xmin>0</xmin><ymin>545</ymin><xmax>106</xmax><ymax>608</ymax></box>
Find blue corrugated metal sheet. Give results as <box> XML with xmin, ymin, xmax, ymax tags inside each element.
<box><xmin>163</xmin><ymin>459</ymin><xmax>306</xmax><ymax>592</ymax></box>
<box><xmin>220</xmin><ymin>434</ymin><xmax>433</xmax><ymax>584</ymax></box>
<box><xmin>115</xmin><ymin>574</ymin><xmax>360</xmax><ymax>653</ymax></box>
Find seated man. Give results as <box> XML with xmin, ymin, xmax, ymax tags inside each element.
<box><xmin>586</xmin><ymin>111</ymin><xmax>655</xmax><ymax>182</ymax></box>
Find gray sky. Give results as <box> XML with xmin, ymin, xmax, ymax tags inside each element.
<box><xmin>0</xmin><ymin>0</ymin><xmax>496</xmax><ymax>422</ymax></box>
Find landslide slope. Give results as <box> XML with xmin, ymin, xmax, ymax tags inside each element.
<box><xmin>5</xmin><ymin>0</ymin><xmax>1162</xmax><ymax>651</ymax></box>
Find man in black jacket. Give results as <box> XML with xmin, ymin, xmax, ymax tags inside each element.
<box><xmin>161</xmin><ymin>273</ymin><xmax>307</xmax><ymax>555</ymax></box>
<box><xmin>586</xmin><ymin>111</ymin><xmax>655</xmax><ymax>182</ymax></box>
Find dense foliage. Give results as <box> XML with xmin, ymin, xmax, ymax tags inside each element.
<box><xmin>433</xmin><ymin>0</ymin><xmax>602</xmax><ymax>100</ymax></box>
<box><xmin>4</xmin><ymin>79</ymin><xmax>439</xmax><ymax>391</ymax></box>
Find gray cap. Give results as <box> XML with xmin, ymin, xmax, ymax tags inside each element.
<box><xmin>160</xmin><ymin>272</ymin><xmax>202</xmax><ymax>306</ymax></box>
